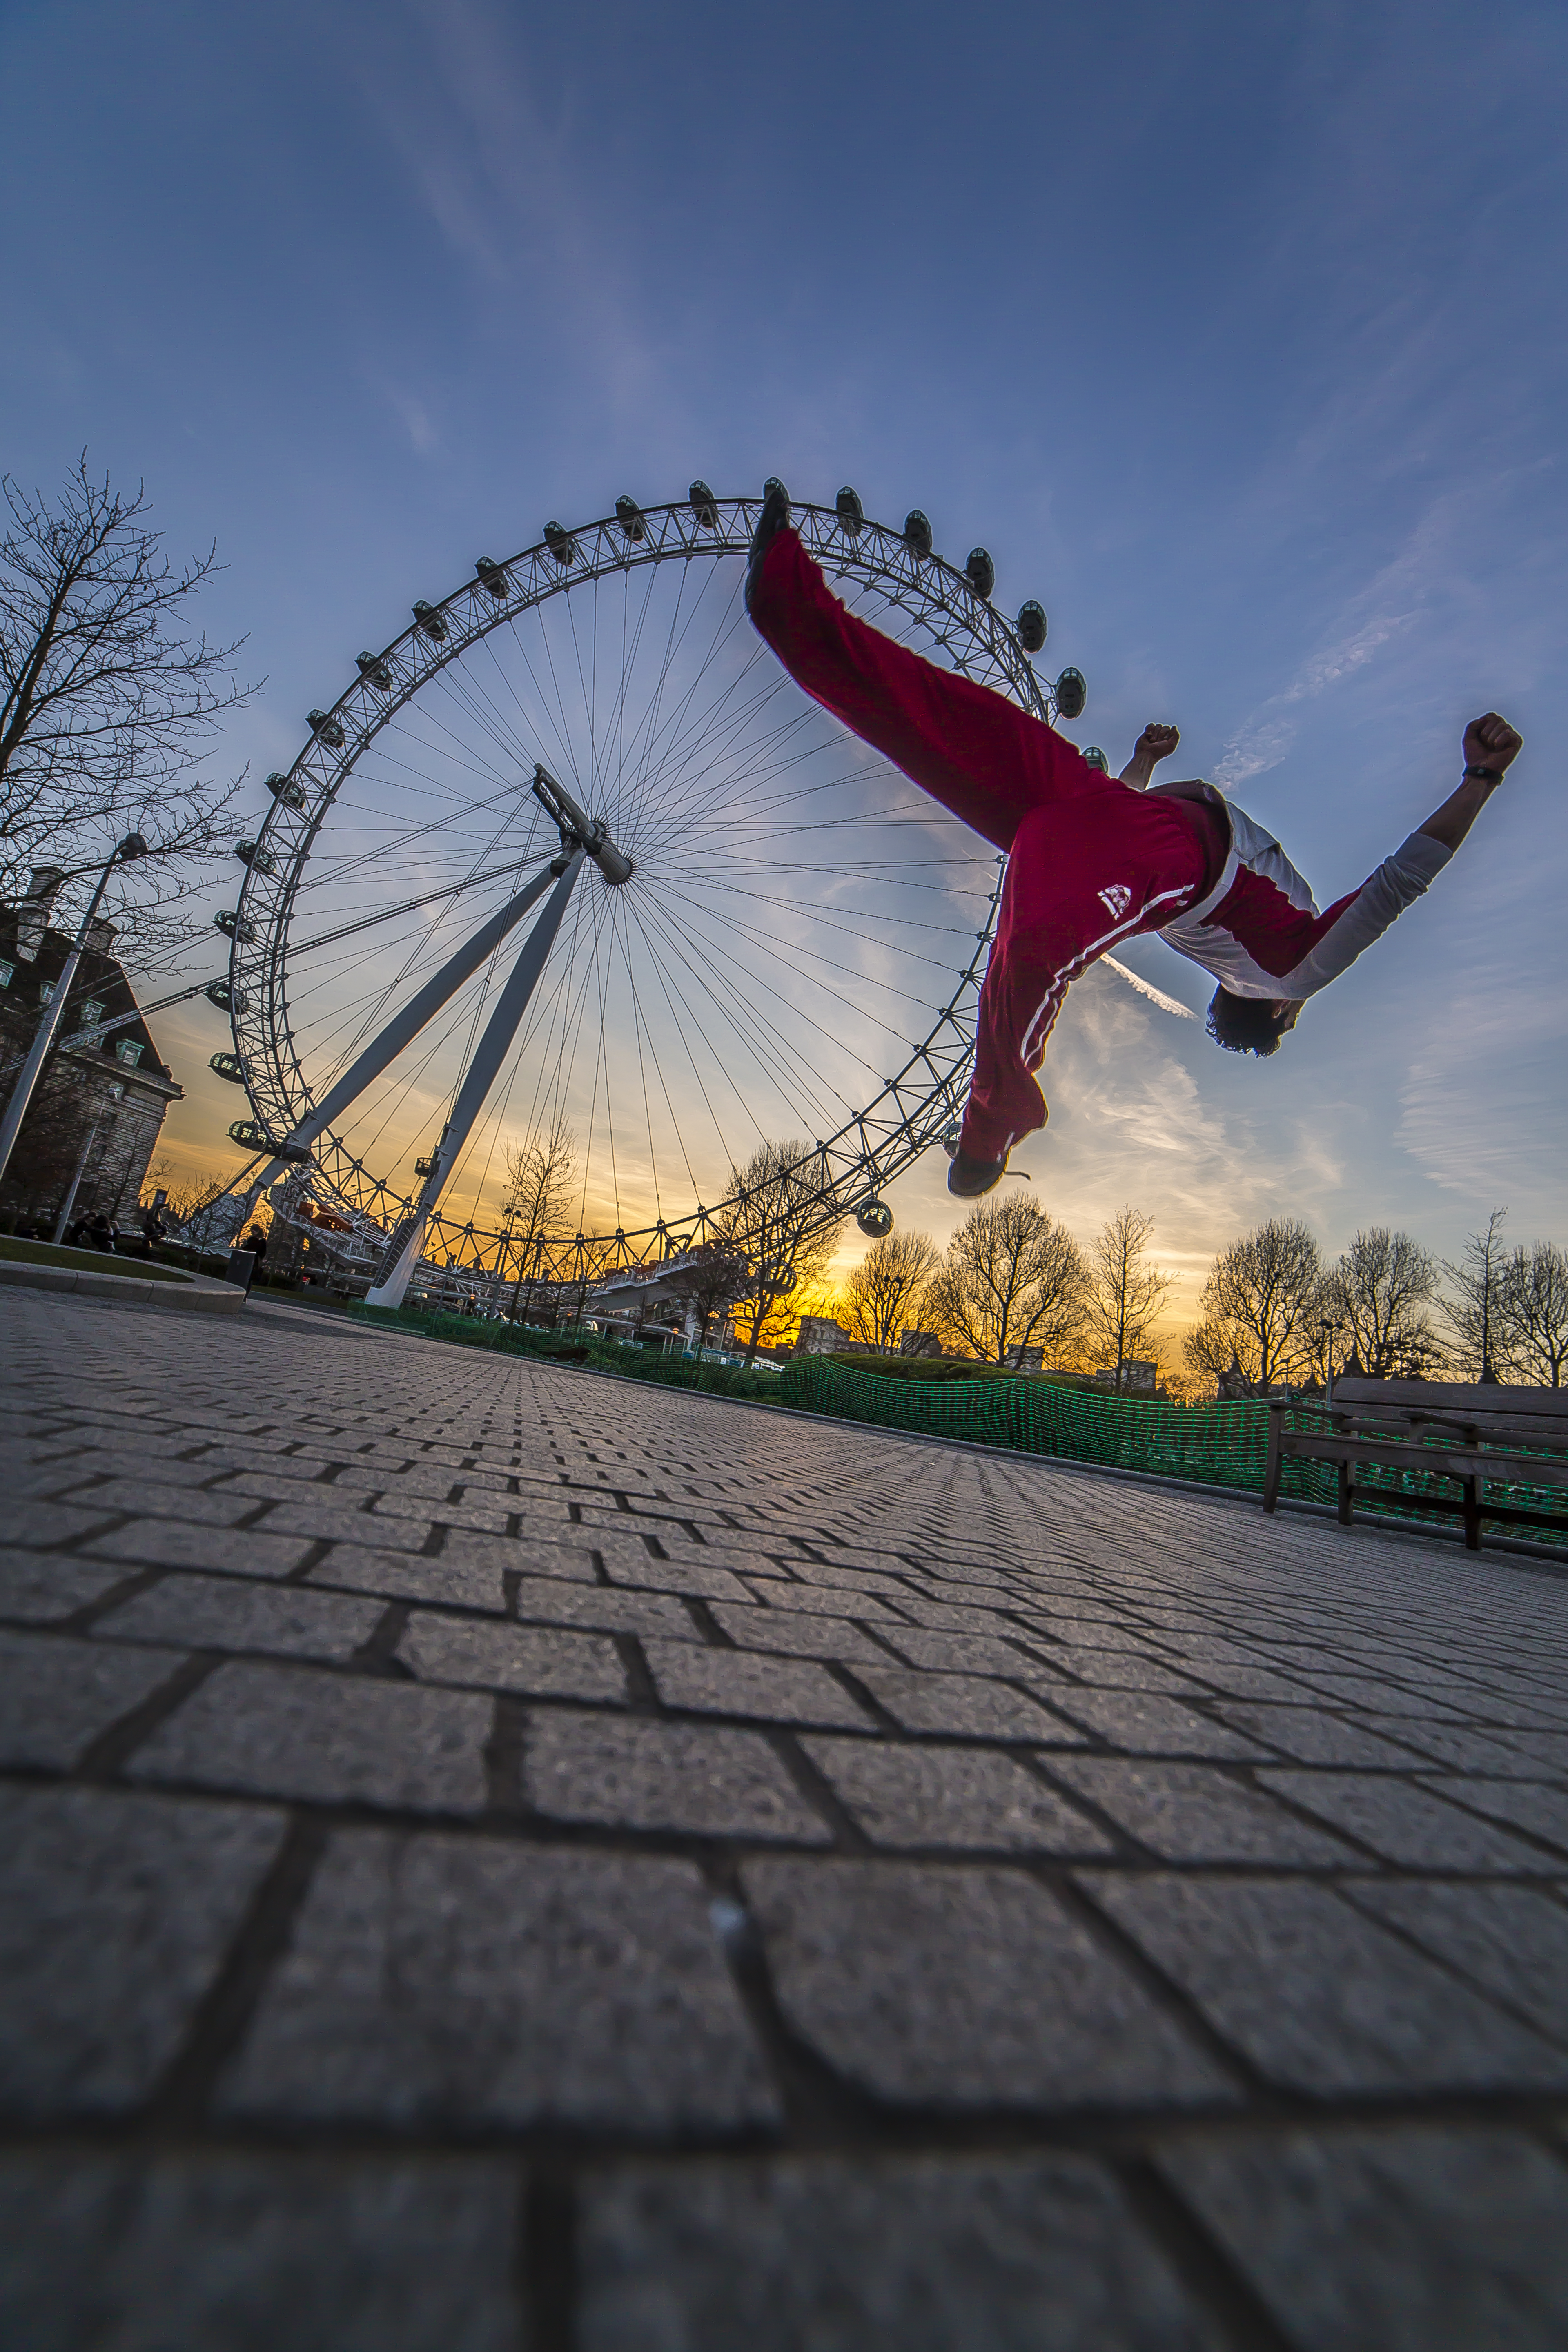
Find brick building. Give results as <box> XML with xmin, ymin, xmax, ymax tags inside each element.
<box><xmin>0</xmin><ymin>869</ymin><xmax>183</xmax><ymax>1223</ymax></box>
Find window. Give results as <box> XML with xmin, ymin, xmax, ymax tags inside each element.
<box><xmin>0</xmin><ymin>961</ymin><xmax>12</xmax><ymax>988</ymax></box>
<box><xmin>39</xmin><ymin>981</ymin><xmax>55</xmax><ymax>1005</ymax></box>
<box><xmin>115</xmin><ymin>1040</ymin><xmax>144</xmax><ymax>1068</ymax></box>
<box><xmin>78</xmin><ymin>999</ymin><xmax>105</xmax><ymax>1030</ymax></box>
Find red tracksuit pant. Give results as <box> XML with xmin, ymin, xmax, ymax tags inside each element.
<box><xmin>750</xmin><ymin>530</ymin><xmax>1211</xmax><ymax>1161</ymax></box>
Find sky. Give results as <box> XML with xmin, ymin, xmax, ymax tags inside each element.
<box><xmin>3</xmin><ymin>0</ymin><xmax>1565</xmax><ymax>1330</ymax></box>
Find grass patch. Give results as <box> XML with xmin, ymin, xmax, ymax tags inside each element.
<box><xmin>0</xmin><ymin>1237</ymin><xmax>192</xmax><ymax>1283</ymax></box>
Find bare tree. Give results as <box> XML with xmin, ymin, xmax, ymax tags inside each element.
<box><xmin>926</xmin><ymin>1194</ymin><xmax>1087</xmax><ymax>1365</ymax></box>
<box><xmin>502</xmin><ymin>1116</ymin><xmax>577</xmax><ymax>1320</ymax></box>
<box><xmin>1084</xmin><ymin>1205</ymin><xmax>1171</xmax><ymax>1390</ymax></box>
<box><xmin>665</xmin><ymin>1241</ymin><xmax>754</xmax><ymax>1349</ymax></box>
<box><xmin>1441</xmin><ymin>1209</ymin><xmax>1516</xmax><ymax>1382</ymax></box>
<box><xmin>840</xmin><ymin>1229</ymin><xmax>940</xmax><ymax>1354</ymax></box>
<box><xmin>1</xmin><ymin>457</ymin><xmax>256</xmax><ymax>951</ymax></box>
<box><xmin>1323</xmin><ymin>1227</ymin><xmax>1441</xmax><ymax>1377</ymax></box>
<box><xmin>1502</xmin><ymin>1239</ymin><xmax>1568</xmax><ymax>1389</ymax></box>
<box><xmin>718</xmin><ymin>1139</ymin><xmax>843</xmax><ymax>1365</ymax></box>
<box><xmin>1185</xmin><ymin>1218</ymin><xmax>1323</xmax><ymax>1394</ymax></box>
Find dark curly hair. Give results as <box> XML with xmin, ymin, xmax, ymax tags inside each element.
<box><xmin>1206</xmin><ymin>988</ymin><xmax>1294</xmax><ymax>1056</ymax></box>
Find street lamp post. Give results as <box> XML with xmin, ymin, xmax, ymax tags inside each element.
<box><xmin>0</xmin><ymin>834</ymin><xmax>148</xmax><ymax>1194</ymax></box>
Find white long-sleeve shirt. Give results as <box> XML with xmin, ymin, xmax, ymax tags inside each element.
<box><xmin>1150</xmin><ymin>780</ymin><xmax>1453</xmax><ymax>999</ymax></box>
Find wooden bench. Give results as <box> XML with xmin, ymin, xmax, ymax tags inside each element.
<box><xmin>1263</xmin><ymin>1376</ymin><xmax>1568</xmax><ymax>1551</ymax></box>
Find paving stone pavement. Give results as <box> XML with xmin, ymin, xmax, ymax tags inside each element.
<box><xmin>2</xmin><ymin>1288</ymin><xmax>1568</xmax><ymax>2350</ymax></box>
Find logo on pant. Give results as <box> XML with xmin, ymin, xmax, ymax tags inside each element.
<box><xmin>1098</xmin><ymin>885</ymin><xmax>1132</xmax><ymax>919</ymax></box>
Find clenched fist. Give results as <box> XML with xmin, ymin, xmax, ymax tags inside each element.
<box><xmin>1133</xmin><ymin>723</ymin><xmax>1181</xmax><ymax>764</ymax></box>
<box><xmin>1463</xmin><ymin>713</ymin><xmax>1522</xmax><ymax>774</ymax></box>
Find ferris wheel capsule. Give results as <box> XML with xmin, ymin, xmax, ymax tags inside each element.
<box><xmin>236</xmin><ymin>841</ymin><xmax>276</xmax><ymax>875</ymax></box>
<box><xmin>413</xmin><ymin>600</ymin><xmax>449</xmax><ymax>642</ymax></box>
<box><xmin>688</xmin><ymin>481</ymin><xmax>719</xmax><ymax>530</ymax></box>
<box><xmin>615</xmin><ymin>495</ymin><xmax>646</xmax><ymax>542</ymax></box>
<box><xmin>964</xmin><ymin>548</ymin><xmax>996</xmax><ymax>600</ymax></box>
<box><xmin>1055</xmin><ymin>667</ymin><xmax>1087</xmax><ymax>719</ymax></box>
<box><xmin>904</xmin><ymin>509</ymin><xmax>933</xmax><ymax>557</ymax></box>
<box><xmin>1082</xmin><ymin>747</ymin><xmax>1108</xmax><ymax>773</ymax></box>
<box><xmin>543</xmin><ymin>522</ymin><xmax>579</xmax><ymax>565</ymax></box>
<box><xmin>214</xmin><ymin>910</ymin><xmax>255</xmax><ymax>942</ymax></box>
<box><xmin>265</xmin><ymin>770</ymin><xmax>308</xmax><ymax>810</ymax></box>
<box><xmin>356</xmin><ymin>653</ymin><xmax>394</xmax><ymax>690</ymax></box>
<box><xmin>228</xmin><ymin>1119</ymin><xmax>270</xmax><ymax>1151</ymax></box>
<box><xmin>307</xmin><ymin>709</ymin><xmax>345</xmax><ymax>748</ymax></box>
<box><xmin>1017</xmin><ymin>601</ymin><xmax>1047</xmax><ymax>654</ymax></box>
<box><xmin>206</xmin><ymin>979</ymin><xmax>248</xmax><ymax>1013</ymax></box>
<box><xmin>210</xmin><ymin>1051</ymin><xmax>248</xmax><ymax>1085</ymax></box>
<box><xmin>856</xmin><ymin>1197</ymin><xmax>894</xmax><ymax>1238</ymax></box>
<box><xmin>836</xmin><ymin>486</ymin><xmax>864</xmax><ymax>536</ymax></box>
<box><xmin>475</xmin><ymin>557</ymin><xmax>510</xmax><ymax>600</ymax></box>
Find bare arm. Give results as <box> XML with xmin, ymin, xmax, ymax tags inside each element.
<box><xmin>1120</xmin><ymin>723</ymin><xmax>1180</xmax><ymax>791</ymax></box>
<box><xmin>1417</xmin><ymin>713</ymin><xmax>1522</xmax><ymax>851</ymax></box>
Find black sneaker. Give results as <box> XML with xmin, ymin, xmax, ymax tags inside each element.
<box><xmin>947</xmin><ymin>1147</ymin><xmax>1010</xmax><ymax>1198</ymax></box>
<box><xmin>745</xmin><ymin>481</ymin><xmax>791</xmax><ymax>612</ymax></box>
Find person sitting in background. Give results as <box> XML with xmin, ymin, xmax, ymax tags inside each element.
<box><xmin>87</xmin><ymin>1213</ymin><xmax>116</xmax><ymax>1252</ymax></box>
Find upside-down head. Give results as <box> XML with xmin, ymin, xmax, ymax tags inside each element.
<box><xmin>1206</xmin><ymin>989</ymin><xmax>1302</xmax><ymax>1057</ymax></box>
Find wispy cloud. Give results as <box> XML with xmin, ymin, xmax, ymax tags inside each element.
<box><xmin>1215</xmin><ymin>606</ymin><xmax>1417</xmax><ymax>786</ymax></box>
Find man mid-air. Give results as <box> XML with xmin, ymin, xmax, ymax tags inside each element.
<box><xmin>745</xmin><ymin>486</ymin><xmax>1522</xmax><ymax>1197</ymax></box>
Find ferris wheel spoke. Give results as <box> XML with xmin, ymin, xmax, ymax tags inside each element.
<box><xmin>654</xmin><ymin>878</ymin><xmax>949</xmax><ymax>1019</ymax></box>
<box><xmin>649</xmin><ymin>880</ymin><xmax>925</xmax><ymax>1067</ymax></box>
<box><xmin>628</xmin><ymin>889</ymin><xmax>868</xmax><ymax>1133</ymax></box>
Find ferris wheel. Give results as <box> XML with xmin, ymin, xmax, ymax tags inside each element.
<box><xmin>212</xmin><ymin>485</ymin><xmax>1083</xmax><ymax>1307</ymax></box>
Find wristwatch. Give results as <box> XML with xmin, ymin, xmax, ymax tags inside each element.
<box><xmin>1463</xmin><ymin>763</ymin><xmax>1504</xmax><ymax>782</ymax></box>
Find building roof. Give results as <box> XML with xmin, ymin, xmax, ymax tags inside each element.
<box><xmin>0</xmin><ymin>908</ymin><xmax>178</xmax><ymax>1091</ymax></box>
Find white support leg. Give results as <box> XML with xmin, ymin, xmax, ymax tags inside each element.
<box><xmin>365</xmin><ymin>850</ymin><xmax>586</xmax><ymax>1310</ymax></box>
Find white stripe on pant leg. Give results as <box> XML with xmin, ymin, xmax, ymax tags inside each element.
<box><xmin>1016</xmin><ymin>889</ymin><xmax>1192</xmax><ymax>1064</ymax></box>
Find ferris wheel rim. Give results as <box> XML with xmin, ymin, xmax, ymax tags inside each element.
<box><xmin>224</xmin><ymin>493</ymin><xmax>1057</xmax><ymax>1263</ymax></box>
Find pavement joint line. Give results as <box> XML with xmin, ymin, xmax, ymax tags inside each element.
<box><xmin>74</xmin><ymin>1651</ymin><xmax>224</xmax><ymax>1779</ymax></box>
<box><xmin>1112</xmin><ymin>2155</ymin><xmax>1298</xmax><ymax>2352</ymax></box>
<box><xmin>144</xmin><ymin>1813</ymin><xmax>328</xmax><ymax>2128</ymax></box>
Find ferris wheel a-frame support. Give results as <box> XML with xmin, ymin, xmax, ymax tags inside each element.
<box><xmin>362</xmin><ymin>766</ymin><xmax>635</xmax><ymax>1310</ymax></box>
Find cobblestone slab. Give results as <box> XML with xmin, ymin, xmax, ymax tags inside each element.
<box><xmin>223</xmin><ymin>1831</ymin><xmax>777</xmax><ymax>2132</ymax></box>
<box><xmin>128</xmin><ymin>1659</ymin><xmax>493</xmax><ymax>1811</ymax></box>
<box><xmin>7</xmin><ymin>1287</ymin><xmax>1568</xmax><ymax>2343</ymax></box>
<box><xmin>526</xmin><ymin>1710</ymin><xmax>833</xmax><ymax>1842</ymax></box>
<box><xmin>0</xmin><ymin>1785</ymin><xmax>285</xmax><ymax>2112</ymax></box>
<box><xmin>578</xmin><ymin>2152</ymin><xmax>1223</xmax><ymax>2350</ymax></box>
<box><xmin>92</xmin><ymin>1571</ymin><xmax>384</xmax><ymax>1662</ymax></box>
<box><xmin>801</xmin><ymin>1737</ymin><xmax>1115</xmax><ymax>1853</ymax></box>
<box><xmin>744</xmin><ymin>1859</ymin><xmax>1232</xmax><ymax>2110</ymax></box>
<box><xmin>0</xmin><ymin>1546</ymin><xmax>131</xmax><ymax>1624</ymax></box>
<box><xmin>0</xmin><ymin>2151</ymin><xmax>521</xmax><ymax>2351</ymax></box>
<box><xmin>1162</xmin><ymin>2126</ymin><xmax>1568</xmax><ymax>2350</ymax></box>
<box><xmin>1086</xmin><ymin>1873</ymin><xmax>1568</xmax><ymax>2092</ymax></box>
<box><xmin>397</xmin><ymin>1612</ymin><xmax>628</xmax><ymax>1702</ymax></box>
<box><xmin>0</xmin><ymin>1629</ymin><xmax>187</xmax><ymax>1768</ymax></box>
<box><xmin>641</xmin><ymin>1640</ymin><xmax>875</xmax><ymax>1728</ymax></box>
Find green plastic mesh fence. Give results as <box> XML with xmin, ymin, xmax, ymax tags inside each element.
<box><xmin>773</xmin><ymin>1358</ymin><xmax>1565</xmax><ymax>1544</ymax></box>
<box><xmin>775</xmin><ymin>1355</ymin><xmax>1274</xmax><ymax>1488</ymax></box>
